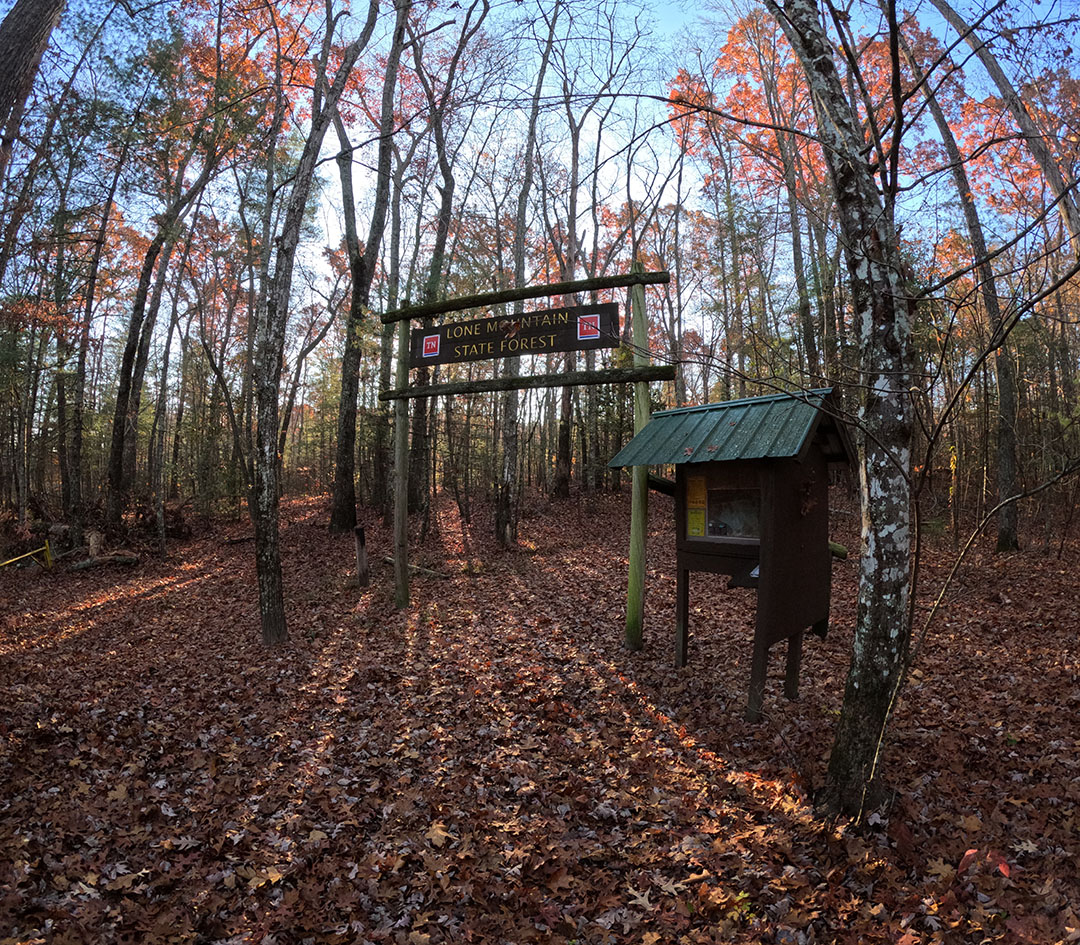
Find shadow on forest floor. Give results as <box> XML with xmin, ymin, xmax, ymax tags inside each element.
<box><xmin>1</xmin><ymin>491</ymin><xmax>1077</xmax><ymax>944</ymax></box>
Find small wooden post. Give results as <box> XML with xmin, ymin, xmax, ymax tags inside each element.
<box><xmin>784</xmin><ymin>630</ymin><xmax>803</xmax><ymax>700</ymax></box>
<box><xmin>392</xmin><ymin>318</ymin><xmax>410</xmax><ymax>609</ymax></box>
<box><xmin>625</xmin><ymin>261</ymin><xmax>651</xmax><ymax>650</ymax></box>
<box><xmin>746</xmin><ymin>634</ymin><xmax>769</xmax><ymax>723</ymax></box>
<box><xmin>353</xmin><ymin>526</ymin><xmax>369</xmax><ymax>588</ymax></box>
<box><xmin>675</xmin><ymin>566</ymin><xmax>689</xmax><ymax>666</ymax></box>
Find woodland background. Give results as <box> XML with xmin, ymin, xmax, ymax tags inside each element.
<box><xmin>2</xmin><ymin>0</ymin><xmax>1078</xmax><ymax>548</ymax></box>
<box><xmin>2</xmin><ymin>0</ymin><xmax>1080</xmax><ymax>940</ymax></box>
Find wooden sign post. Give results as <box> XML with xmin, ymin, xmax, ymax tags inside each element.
<box><xmin>393</xmin><ymin>317</ymin><xmax>410</xmax><ymax>609</ymax></box>
<box><xmin>625</xmin><ymin>262</ymin><xmax>650</xmax><ymax>650</ymax></box>
<box><xmin>380</xmin><ymin>271</ymin><xmax>673</xmax><ymax>610</ymax></box>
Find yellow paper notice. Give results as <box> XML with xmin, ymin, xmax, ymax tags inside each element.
<box><xmin>687</xmin><ymin>508</ymin><xmax>705</xmax><ymax>537</ymax></box>
<box><xmin>687</xmin><ymin>476</ymin><xmax>706</xmax><ymax>509</ymax></box>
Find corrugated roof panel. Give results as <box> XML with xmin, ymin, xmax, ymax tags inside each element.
<box><xmin>684</xmin><ymin>406</ymin><xmax>732</xmax><ymax>462</ymax></box>
<box><xmin>727</xmin><ymin>399</ymin><xmax>779</xmax><ymax>458</ymax></box>
<box><xmin>608</xmin><ymin>388</ymin><xmax>841</xmax><ymax>467</ymax></box>
<box><xmin>760</xmin><ymin>398</ymin><xmax>817</xmax><ymax>458</ymax></box>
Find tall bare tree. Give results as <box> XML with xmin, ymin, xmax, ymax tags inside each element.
<box><xmin>405</xmin><ymin>0</ymin><xmax>491</xmax><ymax>516</ymax></box>
<box><xmin>329</xmin><ymin>0</ymin><xmax>411</xmax><ymax>533</ymax></box>
<box><xmin>763</xmin><ymin>0</ymin><xmax>914</xmax><ymax>817</ymax></box>
<box><xmin>896</xmin><ymin>23</ymin><xmax>1019</xmax><ymax>550</ymax></box>
<box><xmin>497</xmin><ymin>0</ymin><xmax>560</xmax><ymax>546</ymax></box>
<box><xmin>252</xmin><ymin>0</ymin><xmax>379</xmax><ymax>644</ymax></box>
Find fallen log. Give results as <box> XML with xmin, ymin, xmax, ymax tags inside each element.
<box><xmin>381</xmin><ymin>556</ymin><xmax>447</xmax><ymax>578</ymax></box>
<box><xmin>71</xmin><ymin>553</ymin><xmax>140</xmax><ymax>571</ymax></box>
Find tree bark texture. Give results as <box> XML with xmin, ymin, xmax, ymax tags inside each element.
<box><xmin>0</xmin><ymin>0</ymin><xmax>66</xmax><ymax>185</ymax></box>
<box><xmin>253</xmin><ymin>0</ymin><xmax>380</xmax><ymax>644</ymax></box>
<box><xmin>765</xmin><ymin>0</ymin><xmax>913</xmax><ymax>819</ymax></box>
<box><xmin>329</xmin><ymin>0</ymin><xmax>409</xmax><ymax>533</ymax></box>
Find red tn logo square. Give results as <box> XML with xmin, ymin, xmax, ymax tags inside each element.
<box><xmin>577</xmin><ymin>314</ymin><xmax>600</xmax><ymax>340</ymax></box>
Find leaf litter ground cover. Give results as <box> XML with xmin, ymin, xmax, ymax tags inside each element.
<box><xmin>1</xmin><ymin>493</ymin><xmax>1078</xmax><ymax>944</ymax></box>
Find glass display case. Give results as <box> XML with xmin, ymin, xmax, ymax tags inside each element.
<box><xmin>706</xmin><ymin>488</ymin><xmax>760</xmax><ymax>538</ymax></box>
<box><xmin>685</xmin><ymin>475</ymin><xmax>760</xmax><ymax>541</ymax></box>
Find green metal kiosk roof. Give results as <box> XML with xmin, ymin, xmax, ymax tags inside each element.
<box><xmin>608</xmin><ymin>388</ymin><xmax>852</xmax><ymax>467</ymax></box>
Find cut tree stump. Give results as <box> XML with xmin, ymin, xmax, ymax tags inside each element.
<box><xmin>354</xmin><ymin>527</ymin><xmax>370</xmax><ymax>587</ymax></box>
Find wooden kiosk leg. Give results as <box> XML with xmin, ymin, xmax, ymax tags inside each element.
<box><xmin>675</xmin><ymin>566</ymin><xmax>690</xmax><ymax>667</ymax></box>
<box><xmin>746</xmin><ymin>633</ymin><xmax>769</xmax><ymax>723</ymax></box>
<box><xmin>784</xmin><ymin>630</ymin><xmax>803</xmax><ymax>700</ymax></box>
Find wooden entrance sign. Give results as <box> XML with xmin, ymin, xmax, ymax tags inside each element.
<box><xmin>609</xmin><ymin>389</ymin><xmax>853</xmax><ymax>721</ymax></box>
<box><xmin>380</xmin><ymin>269</ymin><xmax>673</xmax><ymax>609</ymax></box>
<box><xmin>409</xmin><ymin>303</ymin><xmax>618</xmax><ymax>368</ymax></box>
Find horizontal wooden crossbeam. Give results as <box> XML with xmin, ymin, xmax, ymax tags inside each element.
<box><xmin>380</xmin><ymin>271</ymin><xmax>671</xmax><ymax>324</ymax></box>
<box><xmin>379</xmin><ymin>364</ymin><xmax>676</xmax><ymax>401</ymax></box>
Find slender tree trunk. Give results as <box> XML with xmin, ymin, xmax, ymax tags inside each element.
<box><xmin>786</xmin><ymin>183</ymin><xmax>818</xmax><ymax>378</ymax></box>
<box><xmin>765</xmin><ymin>0</ymin><xmax>913</xmax><ymax>819</ymax></box>
<box><xmin>771</xmin><ymin>104</ymin><xmax>819</xmax><ymax>379</ymax></box>
<box><xmin>930</xmin><ymin>0</ymin><xmax>1080</xmax><ymax>252</ymax></box>
<box><xmin>0</xmin><ymin>0</ymin><xmax>66</xmax><ymax>187</ymax></box>
<box><xmin>14</xmin><ymin>324</ymin><xmax>40</xmax><ymax>525</ymax></box>
<box><xmin>994</xmin><ymin>350</ymin><xmax>1020</xmax><ymax>548</ymax></box>
<box><xmin>329</xmin><ymin>0</ymin><xmax>409</xmax><ymax>532</ymax></box>
<box><xmin>897</xmin><ymin>24</ymin><xmax>1018</xmax><ymax>549</ymax></box>
<box><xmin>151</xmin><ymin>293</ymin><xmax>181</xmax><ymax>553</ymax></box>
<box><xmin>170</xmin><ymin>332</ymin><xmax>189</xmax><ymax>500</ymax></box>
<box><xmin>497</xmin><ymin>0</ymin><xmax>559</xmax><ymax>544</ymax></box>
<box><xmin>376</xmin><ymin>169</ymin><xmax>406</xmax><ymax>522</ymax></box>
<box><xmin>252</xmin><ymin>0</ymin><xmax>380</xmax><ymax>644</ymax></box>
<box><xmin>551</xmin><ymin>379</ymin><xmax>573</xmax><ymax>497</ymax></box>
<box><xmin>106</xmin><ymin>154</ymin><xmax>216</xmax><ymax>527</ymax></box>
<box><xmin>125</xmin><ymin>238</ymin><xmax>177</xmax><ymax>497</ymax></box>
<box><xmin>56</xmin><ymin>337</ymin><xmax>71</xmax><ymax>519</ymax></box>
<box><xmin>52</xmin><ymin>206</ymin><xmax>72</xmax><ymax>520</ymax></box>
<box><xmin>405</xmin><ymin>2</ymin><xmax>488</xmax><ymax>514</ymax></box>
<box><xmin>106</xmin><ymin>231</ymin><xmax>167</xmax><ymax>527</ymax></box>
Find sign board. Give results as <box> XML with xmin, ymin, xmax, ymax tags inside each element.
<box><xmin>409</xmin><ymin>302</ymin><xmax>619</xmax><ymax>369</ymax></box>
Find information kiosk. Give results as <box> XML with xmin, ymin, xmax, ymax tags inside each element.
<box><xmin>609</xmin><ymin>389</ymin><xmax>853</xmax><ymax>721</ymax></box>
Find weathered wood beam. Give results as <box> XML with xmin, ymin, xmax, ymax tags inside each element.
<box><xmin>392</xmin><ymin>318</ymin><xmax>410</xmax><ymax>609</ymax></box>
<box><xmin>380</xmin><ymin>271</ymin><xmax>670</xmax><ymax>324</ymax></box>
<box><xmin>625</xmin><ymin>261</ymin><xmax>651</xmax><ymax>651</ymax></box>
<box><xmin>379</xmin><ymin>364</ymin><xmax>675</xmax><ymax>401</ymax></box>
<box><xmin>648</xmin><ymin>474</ymin><xmax>675</xmax><ymax>496</ymax></box>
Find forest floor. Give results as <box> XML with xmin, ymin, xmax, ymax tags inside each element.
<box><xmin>1</xmin><ymin>491</ymin><xmax>1078</xmax><ymax>945</ymax></box>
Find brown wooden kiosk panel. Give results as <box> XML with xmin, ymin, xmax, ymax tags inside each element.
<box><xmin>609</xmin><ymin>389</ymin><xmax>853</xmax><ymax>721</ymax></box>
